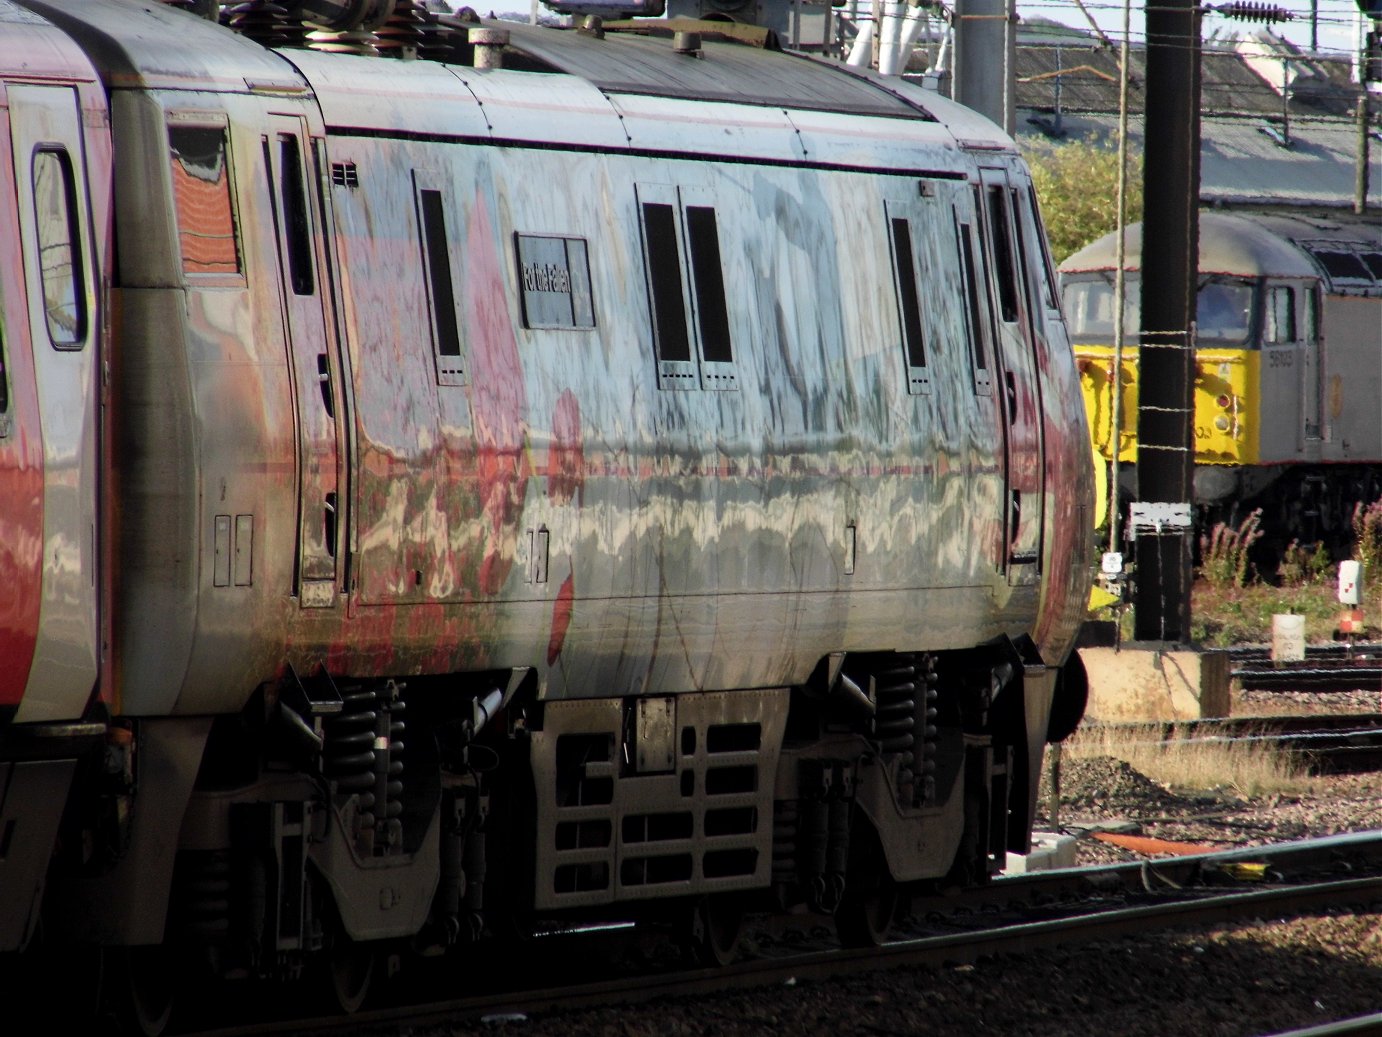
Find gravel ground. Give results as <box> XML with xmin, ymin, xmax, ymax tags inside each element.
<box><xmin>362</xmin><ymin>708</ymin><xmax>1382</xmax><ymax>1037</ymax></box>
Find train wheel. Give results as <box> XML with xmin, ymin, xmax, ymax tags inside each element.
<box><xmin>834</xmin><ymin>825</ymin><xmax>898</xmax><ymax>948</ymax></box>
<box><xmin>688</xmin><ymin>895</ymin><xmax>744</xmax><ymax>967</ymax></box>
<box><xmin>116</xmin><ymin>946</ymin><xmax>176</xmax><ymax>1037</ymax></box>
<box><xmin>326</xmin><ymin>934</ymin><xmax>376</xmax><ymax>1014</ymax></box>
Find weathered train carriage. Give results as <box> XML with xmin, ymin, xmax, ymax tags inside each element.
<box><xmin>1064</xmin><ymin>210</ymin><xmax>1382</xmax><ymax>543</ymax></box>
<box><xmin>0</xmin><ymin>0</ymin><xmax>112</xmax><ymax>954</ymax></box>
<box><xmin>10</xmin><ymin>0</ymin><xmax>1092</xmax><ymax>1016</ymax></box>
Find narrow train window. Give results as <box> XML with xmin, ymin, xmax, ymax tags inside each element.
<box><xmin>168</xmin><ymin>125</ymin><xmax>241</xmax><ymax>276</ymax></box>
<box><xmin>1010</xmin><ymin>188</ymin><xmax>1044</xmax><ymax>337</ymax></box>
<box><xmin>31</xmin><ymin>149</ymin><xmax>86</xmax><ymax>349</ymax></box>
<box><xmin>887</xmin><ymin>215</ymin><xmax>928</xmax><ymax>393</ymax></box>
<box><xmin>1264</xmin><ymin>286</ymin><xmax>1297</xmax><ymax>344</ymax></box>
<box><xmin>278</xmin><ymin>135</ymin><xmax>314</xmax><ymax>296</ymax></box>
<box><xmin>417</xmin><ymin>187</ymin><xmax>465</xmax><ymax>384</ymax></box>
<box><xmin>956</xmin><ymin>218</ymin><xmax>991</xmax><ymax>393</ymax></box>
<box><xmin>1025</xmin><ymin>185</ymin><xmax>1060</xmax><ymax>310</ymax></box>
<box><xmin>641</xmin><ymin>201</ymin><xmax>692</xmax><ymax>364</ymax></box>
<box><xmin>685</xmin><ymin>206</ymin><xmax>731</xmax><ymax>363</ymax></box>
<box><xmin>516</xmin><ymin>233</ymin><xmax>595</xmax><ymax>330</ymax></box>
<box><xmin>984</xmin><ymin>185</ymin><xmax>1019</xmax><ymax>324</ymax></box>
<box><xmin>0</xmin><ymin>324</ymin><xmax>8</xmax><ymax>422</ymax></box>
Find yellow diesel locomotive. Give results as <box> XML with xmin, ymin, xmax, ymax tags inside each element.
<box><xmin>1061</xmin><ymin>210</ymin><xmax>1382</xmax><ymax>552</ymax></box>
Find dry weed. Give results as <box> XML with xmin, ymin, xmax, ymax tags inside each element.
<box><xmin>1062</xmin><ymin>721</ymin><xmax>1316</xmax><ymax>800</ymax></box>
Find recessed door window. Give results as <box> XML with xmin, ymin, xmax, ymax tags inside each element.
<box><xmin>32</xmin><ymin>148</ymin><xmax>86</xmax><ymax>348</ymax></box>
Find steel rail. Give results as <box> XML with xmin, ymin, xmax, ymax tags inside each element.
<box><xmin>173</xmin><ymin>849</ymin><xmax>1382</xmax><ymax>1037</ymax></box>
<box><xmin>1262</xmin><ymin>1012</ymin><xmax>1382</xmax><ymax>1037</ymax></box>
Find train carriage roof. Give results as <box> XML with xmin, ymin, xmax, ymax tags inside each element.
<box><xmin>493</xmin><ymin>21</ymin><xmax>931</xmax><ymax>122</ymax></box>
<box><xmin>15</xmin><ymin>0</ymin><xmax>1012</xmax><ymax>162</ymax></box>
<box><xmin>1060</xmin><ymin>210</ymin><xmax>1382</xmax><ymax>294</ymax></box>
<box><xmin>16</xmin><ymin>0</ymin><xmax>307</xmax><ymax>92</ymax></box>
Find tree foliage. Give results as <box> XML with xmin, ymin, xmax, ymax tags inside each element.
<box><xmin>1022</xmin><ymin>137</ymin><xmax>1143</xmax><ymax>265</ymax></box>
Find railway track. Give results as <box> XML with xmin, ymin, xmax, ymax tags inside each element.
<box><xmin>161</xmin><ymin>832</ymin><xmax>1382</xmax><ymax>1037</ymax></box>
<box><xmin>1230</xmin><ymin>643</ymin><xmax>1382</xmax><ymax>692</ymax></box>
<box><xmin>1089</xmin><ymin>713</ymin><xmax>1382</xmax><ymax>772</ymax></box>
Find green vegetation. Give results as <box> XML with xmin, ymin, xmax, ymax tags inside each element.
<box><xmin>1352</xmin><ymin>500</ymin><xmax>1382</xmax><ymax>580</ymax></box>
<box><xmin>1198</xmin><ymin>509</ymin><xmax>1263</xmax><ymax>590</ymax></box>
<box><xmin>1190</xmin><ymin>580</ymin><xmax>1347</xmax><ymax>648</ymax></box>
<box><xmin>1022</xmin><ymin>137</ymin><xmax>1143</xmax><ymax>264</ymax></box>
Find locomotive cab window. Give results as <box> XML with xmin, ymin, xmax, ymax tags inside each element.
<box><xmin>1195</xmin><ymin>278</ymin><xmax>1253</xmax><ymax>345</ymax></box>
<box><xmin>168</xmin><ymin>124</ymin><xmax>241</xmax><ymax>278</ymax></box>
<box><xmin>885</xmin><ymin>202</ymin><xmax>929</xmax><ymax>395</ymax></box>
<box><xmin>637</xmin><ymin>183</ymin><xmax>736</xmax><ymax>391</ymax></box>
<box><xmin>32</xmin><ymin>148</ymin><xmax>86</xmax><ymax>349</ymax></box>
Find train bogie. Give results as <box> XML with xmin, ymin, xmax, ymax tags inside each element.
<box><xmin>0</xmin><ymin>0</ymin><xmax>1094</xmax><ymax>1021</ymax></box>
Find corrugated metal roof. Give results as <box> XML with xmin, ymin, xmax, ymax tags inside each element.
<box><xmin>1013</xmin><ymin>41</ymin><xmax>1359</xmax><ymax>120</ymax></box>
<box><xmin>1018</xmin><ymin>112</ymin><xmax>1382</xmax><ymax>210</ymax></box>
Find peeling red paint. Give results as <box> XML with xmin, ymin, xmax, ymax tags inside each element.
<box><xmin>547</xmin><ymin>569</ymin><xmax>575</xmax><ymax>666</ymax></box>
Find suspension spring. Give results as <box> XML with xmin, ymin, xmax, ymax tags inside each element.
<box><xmin>916</xmin><ymin>656</ymin><xmax>940</xmax><ymax>806</ymax></box>
<box><xmin>771</xmin><ymin>800</ymin><xmax>799</xmax><ymax>885</ymax></box>
<box><xmin>321</xmin><ymin>681</ymin><xmax>407</xmax><ymax>854</ymax></box>
<box><xmin>177</xmin><ymin>850</ymin><xmax>231</xmax><ymax>942</ymax></box>
<box><xmin>872</xmin><ymin>655</ymin><xmax>918</xmax><ymax>798</ymax></box>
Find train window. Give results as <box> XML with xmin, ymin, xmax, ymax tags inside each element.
<box><xmin>886</xmin><ymin>214</ymin><xmax>928</xmax><ymax>391</ymax></box>
<box><xmin>31</xmin><ymin>149</ymin><xmax>86</xmax><ymax>349</ymax></box>
<box><xmin>278</xmin><ymin>135</ymin><xmax>314</xmax><ymax>296</ymax></box>
<box><xmin>168</xmin><ymin>125</ymin><xmax>241</xmax><ymax>276</ymax></box>
<box><xmin>956</xmin><ymin>218</ymin><xmax>992</xmax><ymax>394</ymax></box>
<box><xmin>1194</xmin><ymin>279</ymin><xmax>1253</xmax><ymax>345</ymax></box>
<box><xmin>984</xmin><ymin>185</ymin><xmax>1019</xmax><ymax>325</ymax></box>
<box><xmin>516</xmin><ymin>233</ymin><xmax>596</xmax><ymax>330</ymax></box>
<box><xmin>1305</xmin><ymin>287</ymin><xmax>1319</xmax><ymax>341</ymax></box>
<box><xmin>1009</xmin><ymin>188</ymin><xmax>1042</xmax><ymax>334</ymax></box>
<box><xmin>1061</xmin><ymin>276</ymin><xmax>1140</xmax><ymax>341</ymax></box>
<box><xmin>417</xmin><ymin>187</ymin><xmax>465</xmax><ymax>384</ymax></box>
<box><xmin>1024</xmin><ymin>185</ymin><xmax>1060</xmax><ymax>310</ymax></box>
<box><xmin>1263</xmin><ymin>286</ymin><xmax>1297</xmax><ymax>345</ymax></box>
<box><xmin>685</xmin><ymin>206</ymin><xmax>732</xmax><ymax>364</ymax></box>
<box><xmin>0</xmin><ymin>324</ymin><xmax>8</xmax><ymax>422</ymax></box>
<box><xmin>1308</xmin><ymin>247</ymin><xmax>1371</xmax><ymax>283</ymax></box>
<box><xmin>1363</xmin><ymin>252</ymin><xmax>1382</xmax><ymax>281</ymax></box>
<box><xmin>641</xmin><ymin>201</ymin><xmax>692</xmax><ymax>365</ymax></box>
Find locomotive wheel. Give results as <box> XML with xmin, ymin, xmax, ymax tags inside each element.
<box><xmin>326</xmin><ymin>934</ymin><xmax>376</xmax><ymax>1015</ymax></box>
<box><xmin>834</xmin><ymin>824</ymin><xmax>898</xmax><ymax>948</ymax></box>
<box><xmin>688</xmin><ymin>895</ymin><xmax>744</xmax><ymax>967</ymax></box>
<box><xmin>116</xmin><ymin>946</ymin><xmax>177</xmax><ymax>1037</ymax></box>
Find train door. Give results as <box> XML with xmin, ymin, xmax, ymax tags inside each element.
<box><xmin>263</xmin><ymin>114</ymin><xmax>342</xmax><ymax>608</ymax></box>
<box><xmin>8</xmin><ymin>83</ymin><xmax>99</xmax><ymax>722</ymax></box>
<box><xmin>1299</xmin><ymin>283</ymin><xmax>1323</xmax><ymax>454</ymax></box>
<box><xmin>976</xmin><ymin>169</ymin><xmax>1044</xmax><ymax>585</ymax></box>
